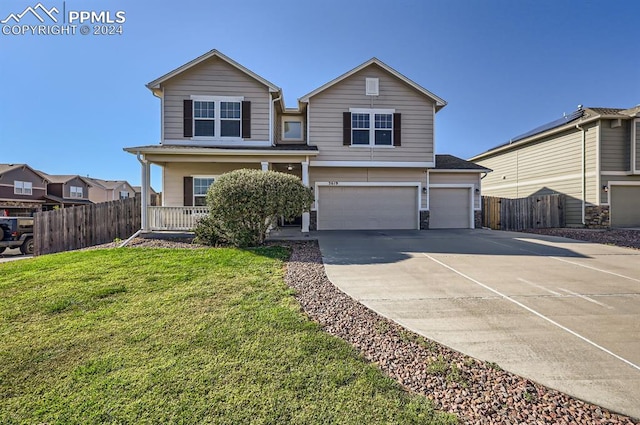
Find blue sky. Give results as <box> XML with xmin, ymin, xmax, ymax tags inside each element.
<box><xmin>1</xmin><ymin>0</ymin><xmax>638</xmax><ymax>191</ymax></box>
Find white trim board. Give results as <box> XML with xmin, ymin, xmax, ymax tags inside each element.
<box><xmin>310</xmin><ymin>161</ymin><xmax>434</xmax><ymax>168</ymax></box>
<box><xmin>163</xmin><ymin>140</ymin><xmax>271</xmax><ymax>148</ymax></box>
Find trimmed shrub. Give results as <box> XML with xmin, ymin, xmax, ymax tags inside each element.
<box><xmin>194</xmin><ymin>169</ymin><xmax>314</xmax><ymax>247</ymax></box>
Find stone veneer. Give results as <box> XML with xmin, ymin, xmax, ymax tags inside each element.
<box><xmin>309</xmin><ymin>211</ymin><xmax>317</xmax><ymax>231</ymax></box>
<box><xmin>474</xmin><ymin>210</ymin><xmax>482</xmax><ymax>229</ymax></box>
<box><xmin>585</xmin><ymin>205</ymin><xmax>610</xmax><ymax>228</ymax></box>
<box><xmin>419</xmin><ymin>211</ymin><xmax>430</xmax><ymax>230</ymax></box>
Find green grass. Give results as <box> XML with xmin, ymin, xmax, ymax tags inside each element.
<box><xmin>0</xmin><ymin>248</ymin><xmax>456</xmax><ymax>424</ymax></box>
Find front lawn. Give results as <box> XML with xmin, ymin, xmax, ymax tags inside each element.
<box><xmin>0</xmin><ymin>248</ymin><xmax>455</xmax><ymax>424</ymax></box>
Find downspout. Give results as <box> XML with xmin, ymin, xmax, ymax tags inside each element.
<box><xmin>269</xmin><ymin>95</ymin><xmax>282</xmax><ymax>146</ymax></box>
<box><xmin>136</xmin><ymin>152</ymin><xmax>149</xmax><ymax>232</ymax></box>
<box><xmin>576</xmin><ymin>123</ymin><xmax>586</xmax><ymax>226</ymax></box>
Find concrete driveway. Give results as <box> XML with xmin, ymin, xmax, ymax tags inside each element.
<box><xmin>318</xmin><ymin>229</ymin><xmax>640</xmax><ymax>419</ymax></box>
<box><xmin>0</xmin><ymin>247</ymin><xmax>31</xmax><ymax>263</ymax></box>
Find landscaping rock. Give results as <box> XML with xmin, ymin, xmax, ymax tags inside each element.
<box><xmin>284</xmin><ymin>241</ymin><xmax>638</xmax><ymax>425</ymax></box>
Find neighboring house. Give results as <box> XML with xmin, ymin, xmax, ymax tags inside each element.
<box><xmin>133</xmin><ymin>185</ymin><xmax>161</xmax><ymax>206</ymax></box>
<box><xmin>39</xmin><ymin>173</ymin><xmax>94</xmax><ymax>210</ymax></box>
<box><xmin>86</xmin><ymin>178</ymin><xmax>136</xmax><ymax>203</ymax></box>
<box><xmin>125</xmin><ymin>50</ymin><xmax>490</xmax><ymax>232</ymax></box>
<box><xmin>470</xmin><ymin>106</ymin><xmax>640</xmax><ymax>228</ymax></box>
<box><xmin>0</xmin><ymin>164</ymin><xmax>48</xmax><ymax>217</ymax></box>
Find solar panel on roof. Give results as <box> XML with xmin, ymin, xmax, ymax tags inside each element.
<box><xmin>510</xmin><ymin>109</ymin><xmax>584</xmax><ymax>143</ymax></box>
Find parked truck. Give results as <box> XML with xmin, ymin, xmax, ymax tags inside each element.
<box><xmin>0</xmin><ymin>217</ymin><xmax>34</xmax><ymax>255</ymax></box>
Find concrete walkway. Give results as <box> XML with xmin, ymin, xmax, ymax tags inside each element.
<box><xmin>317</xmin><ymin>229</ymin><xmax>640</xmax><ymax>419</ymax></box>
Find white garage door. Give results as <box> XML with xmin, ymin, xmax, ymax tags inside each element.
<box><xmin>610</xmin><ymin>185</ymin><xmax>640</xmax><ymax>228</ymax></box>
<box><xmin>317</xmin><ymin>185</ymin><xmax>418</xmax><ymax>230</ymax></box>
<box><xmin>429</xmin><ymin>187</ymin><xmax>471</xmax><ymax>229</ymax></box>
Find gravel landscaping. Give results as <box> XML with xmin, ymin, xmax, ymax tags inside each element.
<box><xmin>108</xmin><ymin>234</ymin><xmax>638</xmax><ymax>424</ymax></box>
<box><xmin>284</xmin><ymin>241</ymin><xmax>637</xmax><ymax>425</ymax></box>
<box><xmin>521</xmin><ymin>228</ymin><xmax>640</xmax><ymax>250</ymax></box>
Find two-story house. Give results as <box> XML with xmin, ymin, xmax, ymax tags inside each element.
<box><xmin>470</xmin><ymin>106</ymin><xmax>640</xmax><ymax>228</ymax></box>
<box><xmin>39</xmin><ymin>173</ymin><xmax>94</xmax><ymax>210</ymax></box>
<box><xmin>86</xmin><ymin>178</ymin><xmax>136</xmax><ymax>204</ymax></box>
<box><xmin>0</xmin><ymin>164</ymin><xmax>48</xmax><ymax>216</ymax></box>
<box><xmin>125</xmin><ymin>50</ymin><xmax>490</xmax><ymax>232</ymax></box>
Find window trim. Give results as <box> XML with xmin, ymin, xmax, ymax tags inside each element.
<box><xmin>190</xmin><ymin>95</ymin><xmax>244</xmax><ymax>140</ymax></box>
<box><xmin>70</xmin><ymin>185</ymin><xmax>83</xmax><ymax>198</ymax></box>
<box><xmin>14</xmin><ymin>180</ymin><xmax>33</xmax><ymax>195</ymax></box>
<box><xmin>348</xmin><ymin>108</ymin><xmax>395</xmax><ymax>147</ymax></box>
<box><xmin>119</xmin><ymin>190</ymin><xmax>129</xmax><ymax>200</ymax></box>
<box><xmin>192</xmin><ymin>175</ymin><xmax>218</xmax><ymax>206</ymax></box>
<box><xmin>281</xmin><ymin>116</ymin><xmax>304</xmax><ymax>142</ymax></box>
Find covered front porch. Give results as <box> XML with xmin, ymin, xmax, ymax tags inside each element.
<box><xmin>125</xmin><ymin>145</ymin><xmax>318</xmax><ymax>233</ymax></box>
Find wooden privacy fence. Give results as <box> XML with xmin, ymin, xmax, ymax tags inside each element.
<box><xmin>34</xmin><ymin>197</ymin><xmax>141</xmax><ymax>256</ymax></box>
<box><xmin>481</xmin><ymin>194</ymin><xmax>565</xmax><ymax>231</ymax></box>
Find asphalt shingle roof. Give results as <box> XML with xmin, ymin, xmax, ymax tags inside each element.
<box><xmin>435</xmin><ymin>154</ymin><xmax>491</xmax><ymax>171</ymax></box>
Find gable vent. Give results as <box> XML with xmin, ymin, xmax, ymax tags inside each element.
<box><xmin>365</xmin><ymin>78</ymin><xmax>379</xmax><ymax>96</ymax></box>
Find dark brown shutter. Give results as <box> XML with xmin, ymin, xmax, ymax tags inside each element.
<box><xmin>241</xmin><ymin>101</ymin><xmax>251</xmax><ymax>138</ymax></box>
<box><xmin>183</xmin><ymin>100</ymin><xmax>193</xmax><ymax>138</ymax></box>
<box><xmin>343</xmin><ymin>112</ymin><xmax>351</xmax><ymax>145</ymax></box>
<box><xmin>393</xmin><ymin>113</ymin><xmax>401</xmax><ymax>146</ymax></box>
<box><xmin>183</xmin><ymin>177</ymin><xmax>193</xmax><ymax>206</ymax></box>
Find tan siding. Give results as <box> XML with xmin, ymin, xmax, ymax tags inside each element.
<box><xmin>600</xmin><ymin>175</ymin><xmax>640</xmax><ymax>204</ymax></box>
<box><xmin>309</xmin><ymin>167</ymin><xmax>427</xmax><ymax>209</ymax></box>
<box><xmin>65</xmin><ymin>177</ymin><xmax>90</xmax><ymax>199</ymax></box>
<box><xmin>600</xmin><ymin>120</ymin><xmax>630</xmax><ymax>171</ymax></box>
<box><xmin>584</xmin><ymin>124</ymin><xmax>599</xmax><ymax>204</ymax></box>
<box><xmin>162</xmin><ymin>57</ymin><xmax>271</xmax><ymax>141</ymax></box>
<box><xmin>308</xmin><ymin>64</ymin><xmax>434</xmax><ymax>162</ymax></box>
<box><xmin>429</xmin><ymin>172</ymin><xmax>481</xmax><ymax>209</ymax></box>
<box><xmin>476</xmin><ymin>127</ymin><xmax>590</xmax><ymax>225</ymax></box>
<box><xmin>636</xmin><ymin>121</ymin><xmax>640</xmax><ymax>170</ymax></box>
<box><xmin>163</xmin><ymin>162</ymin><xmax>260</xmax><ymax>206</ymax></box>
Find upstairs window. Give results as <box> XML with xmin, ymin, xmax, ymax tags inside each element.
<box><xmin>194</xmin><ymin>101</ymin><xmax>215</xmax><ymax>137</ymax></box>
<box><xmin>119</xmin><ymin>190</ymin><xmax>129</xmax><ymax>199</ymax></box>
<box><xmin>14</xmin><ymin>181</ymin><xmax>32</xmax><ymax>195</ymax></box>
<box><xmin>282</xmin><ymin>117</ymin><xmax>303</xmax><ymax>141</ymax></box>
<box><xmin>220</xmin><ymin>102</ymin><xmax>241</xmax><ymax>137</ymax></box>
<box><xmin>185</xmin><ymin>97</ymin><xmax>249</xmax><ymax>139</ymax></box>
<box><xmin>346</xmin><ymin>109</ymin><xmax>396</xmax><ymax>146</ymax></box>
<box><xmin>70</xmin><ymin>186</ymin><xmax>83</xmax><ymax>198</ymax></box>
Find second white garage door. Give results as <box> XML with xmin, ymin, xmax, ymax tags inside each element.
<box><xmin>610</xmin><ymin>185</ymin><xmax>640</xmax><ymax>228</ymax></box>
<box><xmin>429</xmin><ymin>187</ymin><xmax>472</xmax><ymax>229</ymax></box>
<box><xmin>317</xmin><ymin>185</ymin><xmax>418</xmax><ymax>230</ymax></box>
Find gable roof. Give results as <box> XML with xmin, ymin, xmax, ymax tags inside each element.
<box><xmin>85</xmin><ymin>177</ymin><xmax>133</xmax><ymax>191</ymax></box>
<box><xmin>435</xmin><ymin>154</ymin><xmax>491</xmax><ymax>172</ymax></box>
<box><xmin>298</xmin><ymin>58</ymin><xmax>447</xmax><ymax>110</ymax></box>
<box><xmin>146</xmin><ymin>49</ymin><xmax>281</xmax><ymax>95</ymax></box>
<box><xmin>471</xmin><ymin>105</ymin><xmax>640</xmax><ymax>160</ymax></box>
<box><xmin>38</xmin><ymin>172</ymin><xmax>93</xmax><ymax>186</ymax></box>
<box><xmin>0</xmin><ymin>163</ymin><xmax>48</xmax><ymax>181</ymax></box>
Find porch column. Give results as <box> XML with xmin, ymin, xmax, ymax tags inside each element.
<box><xmin>261</xmin><ymin>161</ymin><xmax>269</xmax><ymax>171</ymax></box>
<box><xmin>301</xmin><ymin>161</ymin><xmax>310</xmax><ymax>233</ymax></box>
<box><xmin>140</xmin><ymin>155</ymin><xmax>150</xmax><ymax>231</ymax></box>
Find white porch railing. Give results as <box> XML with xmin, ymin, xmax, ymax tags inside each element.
<box><xmin>147</xmin><ymin>206</ymin><xmax>209</xmax><ymax>231</ymax></box>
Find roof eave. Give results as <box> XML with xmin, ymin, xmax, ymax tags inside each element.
<box><xmin>470</xmin><ymin>114</ymin><xmax>603</xmax><ymax>161</ymax></box>
<box><xmin>146</xmin><ymin>49</ymin><xmax>281</xmax><ymax>94</ymax></box>
<box><xmin>298</xmin><ymin>58</ymin><xmax>447</xmax><ymax>109</ymax></box>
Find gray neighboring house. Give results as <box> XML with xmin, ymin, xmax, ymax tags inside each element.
<box><xmin>125</xmin><ymin>49</ymin><xmax>490</xmax><ymax>232</ymax></box>
<box><xmin>470</xmin><ymin>106</ymin><xmax>640</xmax><ymax>227</ymax></box>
